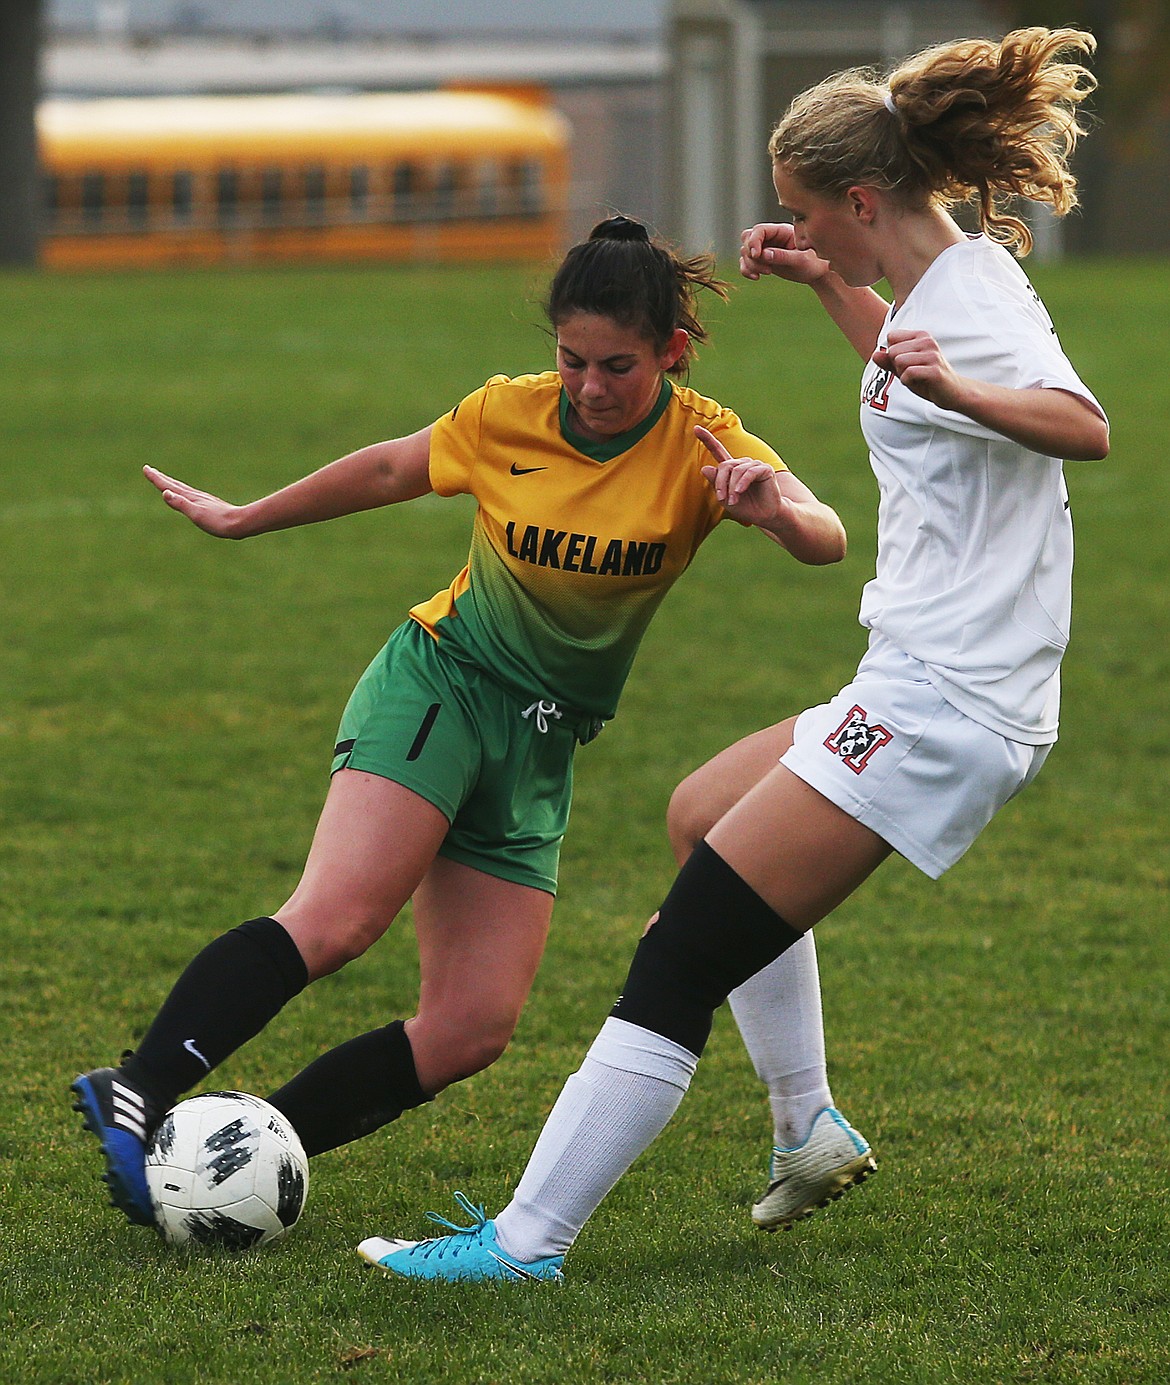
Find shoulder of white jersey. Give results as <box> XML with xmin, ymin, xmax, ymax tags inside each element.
<box><xmin>959</xmin><ymin>238</ymin><xmax>1052</xmax><ymax>313</ymax></box>
<box><xmin>912</xmin><ymin>236</ymin><xmax>1058</xmax><ymax>344</ymax></box>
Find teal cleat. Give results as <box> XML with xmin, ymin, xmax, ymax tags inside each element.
<box><xmin>358</xmin><ymin>1192</ymin><xmax>564</xmax><ymax>1283</ymax></box>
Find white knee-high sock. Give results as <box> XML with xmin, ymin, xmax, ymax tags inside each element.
<box><xmin>494</xmin><ymin>1018</ymin><xmax>698</xmax><ymax>1262</ymax></box>
<box><xmin>728</xmin><ymin>931</ymin><xmax>833</xmax><ymax>1148</ymax></box>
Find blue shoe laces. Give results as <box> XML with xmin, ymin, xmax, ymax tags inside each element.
<box><xmin>410</xmin><ymin>1192</ymin><xmax>490</xmax><ymax>1263</ymax></box>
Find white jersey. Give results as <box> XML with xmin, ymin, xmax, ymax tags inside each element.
<box><xmin>857</xmin><ymin>235</ymin><xmax>1107</xmax><ymax>744</ymax></box>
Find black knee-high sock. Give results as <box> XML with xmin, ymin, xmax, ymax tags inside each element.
<box><xmin>120</xmin><ymin>917</ymin><xmax>308</xmax><ymax>1106</ymax></box>
<box><xmin>266</xmin><ymin>1019</ymin><xmax>430</xmax><ymax>1157</ymax></box>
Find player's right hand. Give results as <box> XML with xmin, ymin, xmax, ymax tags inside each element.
<box><xmin>143</xmin><ymin>465</ymin><xmax>246</xmax><ymax>538</ymax></box>
<box><xmin>740</xmin><ymin>222</ymin><xmax>830</xmax><ymax>285</ymax></box>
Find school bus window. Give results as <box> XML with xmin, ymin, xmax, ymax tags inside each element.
<box><xmin>433</xmin><ymin>163</ymin><xmax>456</xmax><ymax>219</ymax></box>
<box><xmin>349</xmin><ymin>165</ymin><xmax>370</xmax><ymax>220</ymax></box>
<box><xmin>261</xmin><ymin>167</ymin><xmax>283</xmax><ymax>224</ymax></box>
<box><xmin>513</xmin><ymin>161</ymin><xmax>543</xmax><ymax>216</ymax></box>
<box><xmin>323</xmin><ymin>165</ymin><xmax>346</xmax><ymax>217</ymax></box>
<box><xmin>54</xmin><ymin>174</ymin><xmax>82</xmax><ymax>226</ymax></box>
<box><xmin>172</xmin><ymin>170</ymin><xmax>194</xmax><ymax>225</ymax></box>
<box><xmin>475</xmin><ymin>161</ymin><xmax>500</xmax><ymax>218</ymax></box>
<box><xmin>127</xmin><ymin>171</ymin><xmax>150</xmax><ymax>230</ymax></box>
<box><xmin>42</xmin><ymin>175</ymin><xmax>60</xmax><ymax>231</ymax></box>
<box><xmin>217</xmin><ymin>168</ymin><xmax>239</xmax><ymax>226</ymax></box>
<box><xmin>391</xmin><ymin>163</ymin><xmax>414</xmax><ymax>220</ymax></box>
<box><xmin>304</xmin><ymin>165</ymin><xmax>326</xmax><ymax>224</ymax></box>
<box><xmin>81</xmin><ymin>172</ymin><xmax>105</xmax><ymax>227</ymax></box>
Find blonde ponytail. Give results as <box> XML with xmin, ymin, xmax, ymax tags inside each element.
<box><xmin>769</xmin><ymin>27</ymin><xmax>1097</xmax><ymax>255</ymax></box>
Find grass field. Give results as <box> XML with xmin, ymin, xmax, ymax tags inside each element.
<box><xmin>1</xmin><ymin>254</ymin><xmax>1167</xmax><ymax>1384</ymax></box>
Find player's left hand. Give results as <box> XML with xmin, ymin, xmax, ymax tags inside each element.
<box><xmin>872</xmin><ymin>329</ymin><xmax>967</xmax><ymax>411</ymax></box>
<box><xmin>695</xmin><ymin>426</ymin><xmax>790</xmax><ymax>528</ymax></box>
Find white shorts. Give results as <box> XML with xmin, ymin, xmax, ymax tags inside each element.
<box><xmin>781</xmin><ymin>638</ymin><xmax>1052</xmax><ymax>878</ymax></box>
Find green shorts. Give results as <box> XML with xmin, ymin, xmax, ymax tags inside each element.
<box><xmin>332</xmin><ymin>619</ymin><xmax>578</xmax><ymax>894</ymax></box>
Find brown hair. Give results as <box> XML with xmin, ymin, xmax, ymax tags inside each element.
<box><xmin>545</xmin><ymin>215</ymin><xmax>728</xmax><ymax>374</ymax></box>
<box><xmin>768</xmin><ymin>27</ymin><xmax>1097</xmax><ymax>255</ymax></box>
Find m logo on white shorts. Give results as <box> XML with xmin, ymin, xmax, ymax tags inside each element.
<box><xmin>824</xmin><ymin>705</ymin><xmax>893</xmax><ymax>774</ymax></box>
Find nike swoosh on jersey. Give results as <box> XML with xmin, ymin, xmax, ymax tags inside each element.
<box><xmin>509</xmin><ymin>463</ymin><xmax>548</xmax><ymax>475</ymax></box>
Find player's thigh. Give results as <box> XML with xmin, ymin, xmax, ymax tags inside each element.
<box><xmin>276</xmin><ymin>768</ymin><xmax>450</xmax><ymax>973</ymax></box>
<box><xmin>668</xmin><ymin>717</ymin><xmax>797</xmax><ymax>863</ymax></box>
<box><xmin>408</xmin><ymin>856</ymin><xmax>555</xmax><ymax>1088</ymax></box>
<box><xmin>707</xmin><ymin>762</ymin><xmax>892</xmax><ymax>932</ymax></box>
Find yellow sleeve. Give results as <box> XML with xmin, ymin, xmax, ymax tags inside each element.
<box><xmin>428</xmin><ymin>374</ymin><xmax>511</xmax><ymax>497</ymax></box>
<box><xmin>705</xmin><ymin>415</ymin><xmax>788</xmax><ymax>473</ymax></box>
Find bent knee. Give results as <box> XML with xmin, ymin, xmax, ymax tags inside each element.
<box><xmin>412</xmin><ymin>1016</ymin><xmax>515</xmax><ymax>1091</ymax></box>
<box><xmin>280</xmin><ymin>908</ymin><xmax>392</xmax><ymax>980</ymax></box>
<box><xmin>450</xmin><ymin>1031</ymin><xmax>511</xmax><ymax>1083</ymax></box>
<box><xmin>667</xmin><ymin>775</ymin><xmax>708</xmax><ymax>864</ymax></box>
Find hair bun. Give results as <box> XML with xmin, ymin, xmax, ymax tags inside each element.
<box><xmin>589</xmin><ymin>215</ymin><xmax>650</xmax><ymax>243</ymax></box>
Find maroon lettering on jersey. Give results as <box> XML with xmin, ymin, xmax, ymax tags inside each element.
<box><xmin>863</xmin><ymin>365</ymin><xmax>893</xmax><ymax>413</ymax></box>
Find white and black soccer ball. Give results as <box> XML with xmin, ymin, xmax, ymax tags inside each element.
<box><xmin>145</xmin><ymin>1091</ymin><xmax>309</xmax><ymax>1249</ymax></box>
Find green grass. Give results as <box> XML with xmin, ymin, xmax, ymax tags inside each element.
<box><xmin>1</xmin><ymin>256</ymin><xmax>1168</xmax><ymax>1383</ymax></box>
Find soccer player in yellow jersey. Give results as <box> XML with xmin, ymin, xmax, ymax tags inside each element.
<box><xmin>72</xmin><ymin>216</ymin><xmax>857</xmax><ymax>1231</ymax></box>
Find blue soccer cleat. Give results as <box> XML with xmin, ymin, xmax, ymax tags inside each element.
<box><xmin>751</xmin><ymin>1105</ymin><xmax>876</xmax><ymax>1231</ymax></box>
<box><xmin>357</xmin><ymin>1192</ymin><xmax>564</xmax><ymax>1283</ymax></box>
<box><xmin>71</xmin><ymin>1065</ymin><xmax>162</xmax><ymax>1228</ymax></box>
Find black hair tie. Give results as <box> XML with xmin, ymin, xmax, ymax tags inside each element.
<box><xmin>589</xmin><ymin>215</ymin><xmax>650</xmax><ymax>243</ymax></box>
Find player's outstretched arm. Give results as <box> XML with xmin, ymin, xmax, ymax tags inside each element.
<box><xmin>740</xmin><ymin>221</ymin><xmax>889</xmax><ymax>361</ymax></box>
<box><xmin>143</xmin><ymin>426</ymin><xmax>435</xmax><ymax>539</ymax></box>
<box><xmin>696</xmin><ymin>426</ymin><xmax>846</xmax><ymax>565</ymax></box>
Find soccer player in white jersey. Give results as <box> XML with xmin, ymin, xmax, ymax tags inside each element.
<box><xmin>361</xmin><ymin>26</ymin><xmax>1110</xmax><ymax>1281</ymax></box>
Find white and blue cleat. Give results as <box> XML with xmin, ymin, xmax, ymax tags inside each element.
<box><xmin>752</xmin><ymin>1105</ymin><xmax>876</xmax><ymax>1231</ymax></box>
<box><xmin>358</xmin><ymin>1192</ymin><xmax>564</xmax><ymax>1283</ymax></box>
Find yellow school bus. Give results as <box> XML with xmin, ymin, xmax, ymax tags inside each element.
<box><xmin>38</xmin><ymin>87</ymin><xmax>570</xmax><ymax>269</ymax></box>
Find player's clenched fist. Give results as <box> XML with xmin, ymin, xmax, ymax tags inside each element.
<box><xmin>740</xmin><ymin>222</ymin><xmax>830</xmax><ymax>285</ymax></box>
<box><xmin>873</xmin><ymin>329</ymin><xmax>966</xmax><ymax>412</ymax></box>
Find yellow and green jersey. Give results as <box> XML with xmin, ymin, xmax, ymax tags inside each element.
<box><xmin>409</xmin><ymin>371</ymin><xmax>785</xmax><ymax>723</ymax></box>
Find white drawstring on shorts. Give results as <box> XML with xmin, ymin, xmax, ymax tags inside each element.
<box><xmin>522</xmin><ymin>700</ymin><xmax>563</xmax><ymax>734</ymax></box>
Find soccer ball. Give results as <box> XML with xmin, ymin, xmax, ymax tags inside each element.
<box><xmin>145</xmin><ymin>1091</ymin><xmax>309</xmax><ymax>1249</ymax></box>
